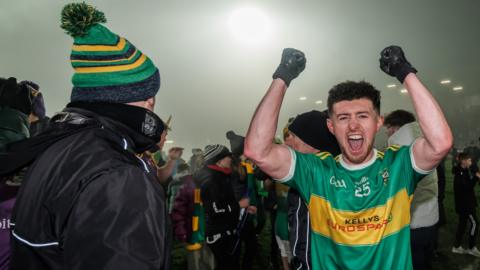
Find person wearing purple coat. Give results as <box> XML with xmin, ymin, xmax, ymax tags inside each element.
<box><xmin>0</xmin><ymin>183</ymin><xmax>19</xmax><ymax>270</ymax></box>
<box><xmin>171</xmin><ymin>163</ymin><xmax>215</xmax><ymax>270</ymax></box>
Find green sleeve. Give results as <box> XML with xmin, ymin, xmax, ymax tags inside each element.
<box><xmin>395</xmin><ymin>144</ymin><xmax>431</xmax><ymax>195</ymax></box>
<box><xmin>276</xmin><ymin>147</ymin><xmax>325</xmax><ymax>203</ymax></box>
<box><xmin>409</xmin><ymin>143</ymin><xmax>433</xmax><ymax>190</ymax></box>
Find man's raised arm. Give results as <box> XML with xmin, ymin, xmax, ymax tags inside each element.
<box><xmin>244</xmin><ymin>48</ymin><xmax>306</xmax><ymax>180</ymax></box>
<box><xmin>380</xmin><ymin>46</ymin><xmax>453</xmax><ymax>171</ymax></box>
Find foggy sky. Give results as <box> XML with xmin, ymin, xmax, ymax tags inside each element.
<box><xmin>1</xmin><ymin>0</ymin><xmax>479</xmax><ymax>158</ymax></box>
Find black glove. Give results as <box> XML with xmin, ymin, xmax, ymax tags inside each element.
<box><xmin>272</xmin><ymin>48</ymin><xmax>306</xmax><ymax>87</ymax></box>
<box><xmin>0</xmin><ymin>77</ymin><xmax>32</xmax><ymax>115</ymax></box>
<box><xmin>379</xmin><ymin>45</ymin><xmax>417</xmax><ymax>83</ymax></box>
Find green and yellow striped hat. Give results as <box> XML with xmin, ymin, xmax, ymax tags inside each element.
<box><xmin>61</xmin><ymin>2</ymin><xmax>160</xmax><ymax>103</ymax></box>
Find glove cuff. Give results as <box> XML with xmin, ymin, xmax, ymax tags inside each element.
<box><xmin>396</xmin><ymin>64</ymin><xmax>417</xmax><ymax>83</ymax></box>
<box><xmin>272</xmin><ymin>66</ymin><xmax>293</xmax><ymax>87</ymax></box>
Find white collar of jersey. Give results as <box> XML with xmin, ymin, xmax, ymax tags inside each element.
<box><xmin>339</xmin><ymin>149</ymin><xmax>378</xmax><ymax>171</ymax></box>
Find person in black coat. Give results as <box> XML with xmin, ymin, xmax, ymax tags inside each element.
<box><xmin>1</xmin><ymin>3</ymin><xmax>170</xmax><ymax>269</ymax></box>
<box><xmin>0</xmin><ymin>76</ymin><xmax>33</xmax><ymax>270</ymax></box>
<box><xmin>197</xmin><ymin>144</ymin><xmax>247</xmax><ymax>270</ymax></box>
<box><xmin>452</xmin><ymin>153</ymin><xmax>480</xmax><ymax>257</ymax></box>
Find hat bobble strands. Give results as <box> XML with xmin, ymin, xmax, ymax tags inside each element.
<box><xmin>61</xmin><ymin>2</ymin><xmax>106</xmax><ymax>38</ymax></box>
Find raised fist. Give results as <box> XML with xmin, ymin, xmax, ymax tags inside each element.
<box><xmin>379</xmin><ymin>45</ymin><xmax>417</xmax><ymax>83</ymax></box>
<box><xmin>272</xmin><ymin>48</ymin><xmax>306</xmax><ymax>87</ymax></box>
<box><xmin>168</xmin><ymin>147</ymin><xmax>184</xmax><ymax>161</ymax></box>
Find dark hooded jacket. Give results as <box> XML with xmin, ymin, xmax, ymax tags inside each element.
<box><xmin>7</xmin><ymin>107</ymin><xmax>170</xmax><ymax>270</ymax></box>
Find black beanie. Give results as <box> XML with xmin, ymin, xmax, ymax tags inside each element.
<box><xmin>226</xmin><ymin>130</ymin><xmax>245</xmax><ymax>157</ymax></box>
<box><xmin>0</xmin><ymin>77</ymin><xmax>32</xmax><ymax>115</ymax></box>
<box><xmin>288</xmin><ymin>110</ymin><xmax>340</xmax><ymax>155</ymax></box>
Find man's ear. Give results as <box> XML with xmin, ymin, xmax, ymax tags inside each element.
<box><xmin>327</xmin><ymin>118</ymin><xmax>334</xmax><ymax>134</ymax></box>
<box><xmin>146</xmin><ymin>96</ymin><xmax>155</xmax><ymax>108</ymax></box>
<box><xmin>376</xmin><ymin>115</ymin><xmax>384</xmax><ymax>132</ymax></box>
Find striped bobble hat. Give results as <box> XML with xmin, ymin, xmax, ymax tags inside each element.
<box><xmin>61</xmin><ymin>2</ymin><xmax>160</xmax><ymax>103</ymax></box>
<box><xmin>203</xmin><ymin>144</ymin><xmax>231</xmax><ymax>165</ymax></box>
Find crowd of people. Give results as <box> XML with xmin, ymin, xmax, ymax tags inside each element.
<box><xmin>0</xmin><ymin>3</ymin><xmax>479</xmax><ymax>270</ymax></box>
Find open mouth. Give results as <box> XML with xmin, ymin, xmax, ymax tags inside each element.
<box><xmin>347</xmin><ymin>134</ymin><xmax>364</xmax><ymax>153</ymax></box>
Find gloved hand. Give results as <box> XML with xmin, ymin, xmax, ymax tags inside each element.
<box><xmin>379</xmin><ymin>46</ymin><xmax>417</xmax><ymax>83</ymax></box>
<box><xmin>272</xmin><ymin>48</ymin><xmax>306</xmax><ymax>87</ymax></box>
<box><xmin>0</xmin><ymin>77</ymin><xmax>32</xmax><ymax>115</ymax></box>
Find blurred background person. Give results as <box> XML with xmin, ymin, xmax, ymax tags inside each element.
<box><xmin>18</xmin><ymin>81</ymin><xmax>50</xmax><ymax>137</ymax></box>
<box><xmin>227</xmin><ymin>130</ymin><xmax>261</xmax><ymax>270</ymax></box>
<box><xmin>384</xmin><ymin>109</ymin><xmax>439</xmax><ymax>270</ymax></box>
<box><xmin>284</xmin><ymin>110</ymin><xmax>340</xmax><ymax>270</ymax></box>
<box><xmin>197</xmin><ymin>144</ymin><xmax>244</xmax><ymax>270</ymax></box>
<box><xmin>451</xmin><ymin>153</ymin><xmax>480</xmax><ymax>257</ymax></box>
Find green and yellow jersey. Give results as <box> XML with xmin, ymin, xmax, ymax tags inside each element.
<box><xmin>279</xmin><ymin>145</ymin><xmax>429</xmax><ymax>270</ymax></box>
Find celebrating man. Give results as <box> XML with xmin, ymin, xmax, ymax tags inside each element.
<box><xmin>244</xmin><ymin>46</ymin><xmax>452</xmax><ymax>269</ymax></box>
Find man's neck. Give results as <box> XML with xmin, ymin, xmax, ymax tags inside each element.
<box><xmin>340</xmin><ymin>149</ymin><xmax>377</xmax><ymax>171</ymax></box>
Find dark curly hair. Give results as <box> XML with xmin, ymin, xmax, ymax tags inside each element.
<box><xmin>384</xmin><ymin>110</ymin><xmax>416</xmax><ymax>128</ymax></box>
<box><xmin>327</xmin><ymin>81</ymin><xmax>381</xmax><ymax>115</ymax></box>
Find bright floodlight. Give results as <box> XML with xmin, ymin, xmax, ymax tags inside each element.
<box><xmin>387</xmin><ymin>84</ymin><xmax>396</xmax><ymax>88</ymax></box>
<box><xmin>453</xmin><ymin>86</ymin><xmax>463</xmax><ymax>91</ymax></box>
<box><xmin>166</xmin><ymin>140</ymin><xmax>174</xmax><ymax>144</ymax></box>
<box><xmin>299</xmin><ymin>96</ymin><xmax>307</xmax><ymax>101</ymax></box>
<box><xmin>228</xmin><ymin>7</ymin><xmax>271</xmax><ymax>46</ymax></box>
<box><xmin>400</xmin><ymin>89</ymin><xmax>408</xmax><ymax>94</ymax></box>
<box><xmin>315</xmin><ymin>100</ymin><xmax>323</xmax><ymax>104</ymax></box>
<box><xmin>440</xmin><ymin>80</ymin><xmax>451</xmax><ymax>84</ymax></box>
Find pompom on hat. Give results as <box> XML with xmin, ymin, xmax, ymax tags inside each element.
<box><xmin>61</xmin><ymin>2</ymin><xmax>160</xmax><ymax>103</ymax></box>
